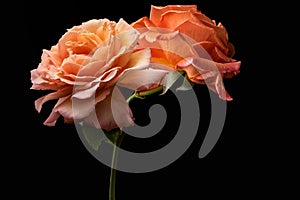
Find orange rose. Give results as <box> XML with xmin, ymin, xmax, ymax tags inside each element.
<box><xmin>30</xmin><ymin>18</ymin><xmax>168</xmax><ymax>131</ymax></box>
<box><xmin>132</xmin><ymin>5</ymin><xmax>241</xmax><ymax>100</ymax></box>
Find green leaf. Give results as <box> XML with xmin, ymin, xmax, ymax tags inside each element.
<box><xmin>163</xmin><ymin>69</ymin><xmax>185</xmax><ymax>94</ymax></box>
<box><xmin>81</xmin><ymin>125</ymin><xmax>107</xmax><ymax>151</ymax></box>
<box><xmin>103</xmin><ymin>128</ymin><xmax>122</xmax><ymax>145</ymax></box>
<box><xmin>81</xmin><ymin>125</ymin><xmax>121</xmax><ymax>151</ymax></box>
<box><xmin>176</xmin><ymin>74</ymin><xmax>194</xmax><ymax>92</ymax></box>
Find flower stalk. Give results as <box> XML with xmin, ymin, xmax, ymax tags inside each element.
<box><xmin>126</xmin><ymin>85</ymin><xmax>164</xmax><ymax>103</ymax></box>
<box><xmin>108</xmin><ymin>85</ymin><xmax>164</xmax><ymax>200</ymax></box>
<box><xmin>109</xmin><ymin>130</ymin><xmax>123</xmax><ymax>200</ymax></box>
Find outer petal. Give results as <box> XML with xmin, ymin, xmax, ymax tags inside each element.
<box><xmin>43</xmin><ymin>95</ymin><xmax>71</xmax><ymax>126</ymax></box>
<box><xmin>72</xmin><ymin>66</ymin><xmax>121</xmax><ymax>100</ymax></box>
<box><xmin>116</xmin><ymin>18</ymin><xmax>137</xmax><ymax>33</ymax></box>
<box><xmin>110</xmin><ymin>87</ymin><xmax>134</xmax><ymax>129</ymax></box>
<box><xmin>178</xmin><ymin>59</ymin><xmax>241</xmax><ymax>80</ymax></box>
<box><xmin>138</xmin><ymin>29</ymin><xmax>196</xmax><ymax>65</ymax></box>
<box><xmin>58</xmin><ymin>30</ymin><xmax>80</xmax><ymax>59</ymax></box>
<box><xmin>177</xmin><ymin>57</ymin><xmax>233</xmax><ymax>100</ymax></box>
<box><xmin>117</xmin><ymin>68</ymin><xmax>168</xmax><ymax>91</ymax></box>
<box><xmin>82</xmin><ymin>18</ymin><xmax>114</xmax><ymax>36</ymax></box>
<box><xmin>150</xmin><ymin>5</ymin><xmax>198</xmax><ymax>25</ymax></box>
<box><xmin>43</xmin><ymin>111</ymin><xmax>60</xmax><ymax>126</ymax></box>
<box><xmin>72</xmin><ymin>89</ymin><xmax>111</xmax><ymax>120</ymax></box>
<box><xmin>34</xmin><ymin>87</ymin><xmax>73</xmax><ymax>112</ymax></box>
<box><xmin>72</xmin><ymin>78</ymin><xmax>100</xmax><ymax>99</ymax></box>
<box><xmin>175</xmin><ymin>20</ymin><xmax>215</xmax><ymax>45</ymax></box>
<box><xmin>76</xmin><ymin>60</ymin><xmax>106</xmax><ymax>77</ymax></box>
<box><xmin>116</xmin><ymin>24</ymin><xmax>140</xmax><ymax>51</ymax></box>
<box><xmin>131</xmin><ymin>17</ymin><xmax>156</xmax><ymax>29</ymax></box>
<box><xmin>197</xmin><ymin>41</ymin><xmax>233</xmax><ymax>62</ymax></box>
<box><xmin>84</xmin><ymin>87</ymin><xmax>134</xmax><ymax>131</ymax></box>
<box><xmin>30</xmin><ymin>69</ymin><xmax>58</xmax><ymax>90</ymax></box>
<box><xmin>215</xmin><ymin>61</ymin><xmax>241</xmax><ymax>76</ymax></box>
<box><xmin>125</xmin><ymin>48</ymin><xmax>151</xmax><ymax>70</ymax></box>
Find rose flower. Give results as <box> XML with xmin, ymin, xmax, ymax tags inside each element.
<box><xmin>132</xmin><ymin>5</ymin><xmax>241</xmax><ymax>100</ymax></box>
<box><xmin>30</xmin><ymin>18</ymin><xmax>167</xmax><ymax>131</ymax></box>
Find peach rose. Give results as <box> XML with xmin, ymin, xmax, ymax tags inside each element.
<box><xmin>30</xmin><ymin>18</ymin><xmax>168</xmax><ymax>131</ymax></box>
<box><xmin>132</xmin><ymin>5</ymin><xmax>241</xmax><ymax>100</ymax></box>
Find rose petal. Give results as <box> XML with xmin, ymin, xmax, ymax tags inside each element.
<box><xmin>73</xmin><ymin>66</ymin><xmax>122</xmax><ymax>99</ymax></box>
<box><xmin>93</xmin><ymin>46</ymin><xmax>126</xmax><ymax>76</ymax></box>
<box><xmin>58</xmin><ymin>30</ymin><xmax>79</xmax><ymax>59</ymax></box>
<box><xmin>101</xmin><ymin>67</ymin><xmax>121</xmax><ymax>82</ymax></box>
<box><xmin>72</xmin><ymin>80</ymin><xmax>100</xmax><ymax>99</ymax></box>
<box><xmin>110</xmin><ymin>86</ymin><xmax>134</xmax><ymax>129</ymax></box>
<box><xmin>40</xmin><ymin>47</ymin><xmax>62</xmax><ymax>69</ymax></box>
<box><xmin>216</xmin><ymin>61</ymin><xmax>241</xmax><ymax>75</ymax></box>
<box><xmin>43</xmin><ymin>111</ymin><xmax>60</xmax><ymax>126</ymax></box>
<box><xmin>117</xmin><ymin>68</ymin><xmax>168</xmax><ymax>91</ymax></box>
<box><xmin>175</xmin><ymin>20</ymin><xmax>214</xmax><ymax>45</ymax></box>
<box><xmin>138</xmin><ymin>30</ymin><xmax>197</xmax><ymax>65</ymax></box>
<box><xmin>131</xmin><ymin>17</ymin><xmax>156</xmax><ymax>29</ymax></box>
<box><xmin>93</xmin><ymin>19</ymin><xmax>138</xmax><ymax>63</ymax></box>
<box><xmin>140</xmin><ymin>29</ymin><xmax>179</xmax><ymax>43</ymax></box>
<box><xmin>72</xmin><ymin>89</ymin><xmax>111</xmax><ymax>120</ymax></box>
<box><xmin>34</xmin><ymin>87</ymin><xmax>72</xmax><ymax>112</ymax></box>
<box><xmin>116</xmin><ymin>18</ymin><xmax>136</xmax><ymax>33</ymax></box>
<box><xmin>84</xmin><ymin>87</ymin><xmax>133</xmax><ymax>131</ymax></box>
<box><xmin>77</xmin><ymin>60</ymin><xmax>106</xmax><ymax>77</ymax></box>
<box><xmin>116</xmin><ymin>19</ymin><xmax>139</xmax><ymax>50</ymax></box>
<box><xmin>197</xmin><ymin>41</ymin><xmax>233</xmax><ymax>62</ymax></box>
<box><xmin>61</xmin><ymin>54</ymin><xmax>92</xmax><ymax>75</ymax></box>
<box><xmin>158</xmin><ymin>11</ymin><xmax>197</xmax><ymax>30</ymax></box>
<box><xmin>43</xmin><ymin>95</ymin><xmax>71</xmax><ymax>126</ymax></box>
<box><xmin>150</xmin><ymin>5</ymin><xmax>198</xmax><ymax>25</ymax></box>
<box><xmin>125</xmin><ymin>48</ymin><xmax>151</xmax><ymax>70</ymax></box>
<box><xmin>82</xmin><ymin>18</ymin><xmax>113</xmax><ymax>36</ymax></box>
<box><xmin>177</xmin><ymin>57</ymin><xmax>232</xmax><ymax>100</ymax></box>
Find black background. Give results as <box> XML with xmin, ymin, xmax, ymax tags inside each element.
<box><xmin>6</xmin><ymin>0</ymin><xmax>296</xmax><ymax>199</ymax></box>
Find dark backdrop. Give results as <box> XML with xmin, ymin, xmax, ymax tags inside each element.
<box><xmin>6</xmin><ymin>0</ymin><xmax>294</xmax><ymax>199</ymax></box>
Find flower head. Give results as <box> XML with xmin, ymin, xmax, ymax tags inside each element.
<box><xmin>132</xmin><ymin>5</ymin><xmax>241</xmax><ymax>100</ymax></box>
<box><xmin>30</xmin><ymin>18</ymin><xmax>167</xmax><ymax>131</ymax></box>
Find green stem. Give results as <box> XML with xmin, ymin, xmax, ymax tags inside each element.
<box><xmin>126</xmin><ymin>85</ymin><xmax>164</xmax><ymax>103</ymax></box>
<box><xmin>109</xmin><ymin>130</ymin><xmax>123</xmax><ymax>200</ymax></box>
<box><xmin>109</xmin><ymin>85</ymin><xmax>164</xmax><ymax>200</ymax></box>
<box><xmin>138</xmin><ymin>85</ymin><xmax>164</xmax><ymax>97</ymax></box>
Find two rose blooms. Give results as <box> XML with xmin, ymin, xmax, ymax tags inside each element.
<box><xmin>30</xmin><ymin>5</ymin><xmax>241</xmax><ymax>131</ymax></box>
